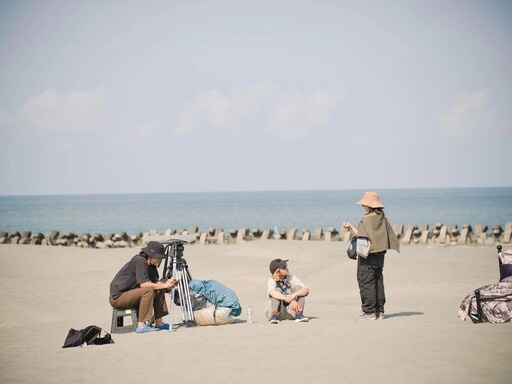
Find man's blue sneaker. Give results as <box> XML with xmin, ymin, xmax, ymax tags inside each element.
<box><xmin>269</xmin><ymin>315</ymin><xmax>280</xmax><ymax>324</ymax></box>
<box><xmin>156</xmin><ymin>323</ymin><xmax>170</xmax><ymax>330</ymax></box>
<box><xmin>136</xmin><ymin>324</ymin><xmax>160</xmax><ymax>333</ymax></box>
<box><xmin>295</xmin><ymin>313</ymin><xmax>309</xmax><ymax>322</ymax></box>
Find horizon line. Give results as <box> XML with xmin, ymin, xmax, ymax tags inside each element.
<box><xmin>1</xmin><ymin>185</ymin><xmax>511</xmax><ymax>198</ymax></box>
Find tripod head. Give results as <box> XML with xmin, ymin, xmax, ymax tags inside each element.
<box><xmin>168</xmin><ymin>241</ymin><xmax>185</xmax><ymax>260</ymax></box>
<box><xmin>143</xmin><ymin>234</ymin><xmax>196</xmax><ymax>278</ymax></box>
<box><xmin>143</xmin><ymin>234</ymin><xmax>197</xmax><ymax>246</ymax></box>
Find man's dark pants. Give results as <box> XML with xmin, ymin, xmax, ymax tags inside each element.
<box><xmin>357</xmin><ymin>252</ymin><xmax>386</xmax><ymax>314</ymax></box>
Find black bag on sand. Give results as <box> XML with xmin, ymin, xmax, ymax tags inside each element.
<box><xmin>62</xmin><ymin>325</ymin><xmax>114</xmax><ymax>348</ymax></box>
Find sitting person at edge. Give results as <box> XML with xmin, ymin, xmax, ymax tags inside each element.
<box><xmin>265</xmin><ymin>258</ymin><xmax>310</xmax><ymax>324</ymax></box>
<box><xmin>109</xmin><ymin>241</ymin><xmax>178</xmax><ymax>333</ymax></box>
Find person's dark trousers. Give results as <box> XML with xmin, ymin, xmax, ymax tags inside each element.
<box><xmin>357</xmin><ymin>252</ymin><xmax>386</xmax><ymax>314</ymax></box>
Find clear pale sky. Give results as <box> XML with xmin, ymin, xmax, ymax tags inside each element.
<box><xmin>1</xmin><ymin>0</ymin><xmax>511</xmax><ymax>195</ymax></box>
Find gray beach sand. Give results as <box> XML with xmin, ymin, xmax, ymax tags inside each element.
<box><xmin>0</xmin><ymin>242</ymin><xmax>510</xmax><ymax>384</ymax></box>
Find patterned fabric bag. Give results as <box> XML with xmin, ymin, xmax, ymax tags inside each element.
<box><xmin>458</xmin><ymin>276</ymin><xmax>512</xmax><ymax>323</ymax></box>
<box><xmin>498</xmin><ymin>250</ymin><xmax>512</xmax><ymax>281</ymax></box>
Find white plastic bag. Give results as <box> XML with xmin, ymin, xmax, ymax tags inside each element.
<box><xmin>194</xmin><ymin>305</ymin><xmax>233</xmax><ymax>326</ymax></box>
<box><xmin>356</xmin><ymin>237</ymin><xmax>371</xmax><ymax>258</ymax></box>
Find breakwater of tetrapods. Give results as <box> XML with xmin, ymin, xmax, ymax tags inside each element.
<box><xmin>1</xmin><ymin>222</ymin><xmax>511</xmax><ymax>248</ymax></box>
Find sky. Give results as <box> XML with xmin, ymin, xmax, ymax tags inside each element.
<box><xmin>1</xmin><ymin>0</ymin><xmax>511</xmax><ymax>195</ymax></box>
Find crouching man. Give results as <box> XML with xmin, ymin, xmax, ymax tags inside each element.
<box><xmin>265</xmin><ymin>259</ymin><xmax>310</xmax><ymax>324</ymax></box>
<box><xmin>109</xmin><ymin>241</ymin><xmax>177</xmax><ymax>333</ymax></box>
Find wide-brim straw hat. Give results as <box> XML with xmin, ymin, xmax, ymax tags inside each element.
<box><xmin>356</xmin><ymin>191</ymin><xmax>384</xmax><ymax>208</ymax></box>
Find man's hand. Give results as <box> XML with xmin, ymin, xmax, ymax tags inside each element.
<box><xmin>283</xmin><ymin>294</ymin><xmax>296</xmax><ymax>303</ymax></box>
<box><xmin>289</xmin><ymin>300</ymin><xmax>303</xmax><ymax>312</ymax></box>
<box><xmin>163</xmin><ymin>277</ymin><xmax>177</xmax><ymax>290</ymax></box>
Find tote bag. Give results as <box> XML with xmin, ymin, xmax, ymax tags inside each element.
<box><xmin>347</xmin><ymin>237</ymin><xmax>371</xmax><ymax>260</ymax></box>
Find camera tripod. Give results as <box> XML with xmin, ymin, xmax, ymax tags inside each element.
<box><xmin>152</xmin><ymin>235</ymin><xmax>197</xmax><ymax>331</ymax></box>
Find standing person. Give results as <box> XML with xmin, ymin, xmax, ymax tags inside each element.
<box><xmin>343</xmin><ymin>191</ymin><xmax>399</xmax><ymax>320</ymax></box>
<box><xmin>265</xmin><ymin>259</ymin><xmax>310</xmax><ymax>324</ymax></box>
<box><xmin>109</xmin><ymin>241</ymin><xmax>178</xmax><ymax>333</ymax></box>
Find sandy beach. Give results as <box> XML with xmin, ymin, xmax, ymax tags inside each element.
<box><xmin>0</xmin><ymin>241</ymin><xmax>511</xmax><ymax>384</ymax></box>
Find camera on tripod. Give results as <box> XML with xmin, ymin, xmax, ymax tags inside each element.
<box><xmin>171</xmin><ymin>241</ymin><xmax>184</xmax><ymax>258</ymax></box>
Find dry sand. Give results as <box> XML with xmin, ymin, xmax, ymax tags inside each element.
<box><xmin>0</xmin><ymin>242</ymin><xmax>511</xmax><ymax>384</ymax></box>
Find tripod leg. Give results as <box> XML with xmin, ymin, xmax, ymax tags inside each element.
<box><xmin>177</xmin><ymin>271</ymin><xmax>188</xmax><ymax>322</ymax></box>
<box><xmin>165</xmin><ymin>252</ymin><xmax>196</xmax><ymax>331</ymax></box>
<box><xmin>168</xmin><ymin>263</ymin><xmax>179</xmax><ymax>332</ymax></box>
<box><xmin>169</xmin><ymin>288</ymin><xmax>176</xmax><ymax>332</ymax></box>
<box><xmin>181</xmin><ymin>270</ymin><xmax>195</xmax><ymax>323</ymax></box>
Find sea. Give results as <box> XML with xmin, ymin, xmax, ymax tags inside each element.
<box><xmin>0</xmin><ymin>187</ymin><xmax>511</xmax><ymax>235</ymax></box>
